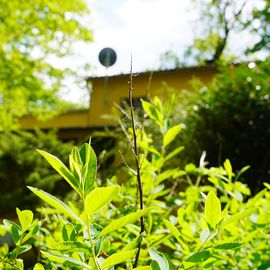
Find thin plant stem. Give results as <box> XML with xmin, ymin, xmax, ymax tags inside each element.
<box><xmin>128</xmin><ymin>57</ymin><xmax>145</xmax><ymax>268</ymax></box>
<box><xmin>87</xmin><ymin>216</ymin><xmax>101</xmax><ymax>270</ymax></box>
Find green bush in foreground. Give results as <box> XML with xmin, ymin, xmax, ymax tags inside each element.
<box><xmin>0</xmin><ymin>97</ymin><xmax>269</xmax><ymax>269</ymax></box>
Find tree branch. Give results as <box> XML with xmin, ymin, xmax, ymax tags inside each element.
<box><xmin>128</xmin><ymin>56</ymin><xmax>145</xmax><ymax>268</ymax></box>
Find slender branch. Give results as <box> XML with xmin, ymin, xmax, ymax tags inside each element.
<box><xmin>128</xmin><ymin>56</ymin><xmax>145</xmax><ymax>268</ymax></box>
<box><xmin>87</xmin><ymin>216</ymin><xmax>101</xmax><ymax>270</ymax></box>
<box><xmin>119</xmin><ymin>150</ymin><xmax>137</xmax><ymax>176</ymax></box>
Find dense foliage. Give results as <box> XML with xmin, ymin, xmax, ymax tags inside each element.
<box><xmin>248</xmin><ymin>0</ymin><xmax>270</xmax><ymax>53</ymax></box>
<box><xmin>0</xmin><ymin>0</ymin><xmax>92</xmax><ymax>130</ymax></box>
<box><xmin>0</xmin><ymin>129</ymin><xmax>73</xmax><ymax>215</ymax></box>
<box><xmin>176</xmin><ymin>59</ymin><xmax>270</xmax><ymax>192</ymax></box>
<box><xmin>0</xmin><ymin>97</ymin><xmax>269</xmax><ymax>269</ymax></box>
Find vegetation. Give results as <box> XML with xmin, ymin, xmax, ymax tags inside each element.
<box><xmin>174</xmin><ymin>58</ymin><xmax>270</xmax><ymax>192</ymax></box>
<box><xmin>0</xmin><ymin>96</ymin><xmax>269</xmax><ymax>269</ymax></box>
<box><xmin>0</xmin><ymin>129</ymin><xmax>73</xmax><ymax>215</ymax></box>
<box><xmin>0</xmin><ymin>0</ymin><xmax>92</xmax><ymax>130</ymax></box>
<box><xmin>0</xmin><ymin>1</ymin><xmax>270</xmax><ymax>269</ymax></box>
<box><xmin>160</xmin><ymin>0</ymin><xmax>270</xmax><ymax>67</ymax></box>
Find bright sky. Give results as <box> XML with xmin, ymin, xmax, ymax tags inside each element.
<box><xmin>59</xmin><ymin>0</ymin><xmax>260</xmax><ymax>102</ymax></box>
<box><xmin>84</xmin><ymin>0</ymin><xmax>195</xmax><ymax>76</ymax></box>
<box><xmin>59</xmin><ymin>0</ymin><xmax>196</xmax><ymax>102</ymax></box>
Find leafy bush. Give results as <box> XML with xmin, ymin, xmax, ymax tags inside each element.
<box><xmin>177</xmin><ymin>58</ymin><xmax>270</xmax><ymax>192</ymax></box>
<box><xmin>0</xmin><ymin>97</ymin><xmax>269</xmax><ymax>269</ymax></box>
<box><xmin>0</xmin><ymin>129</ymin><xmax>74</xmax><ymax>215</ymax></box>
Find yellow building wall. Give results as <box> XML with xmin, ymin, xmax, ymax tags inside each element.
<box><xmin>88</xmin><ymin>67</ymin><xmax>215</xmax><ymax>126</ymax></box>
<box><xmin>20</xmin><ymin>67</ymin><xmax>216</xmax><ymax>139</ymax></box>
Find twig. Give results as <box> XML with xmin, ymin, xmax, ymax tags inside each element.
<box><xmin>128</xmin><ymin>56</ymin><xmax>145</xmax><ymax>268</ymax></box>
<box><xmin>119</xmin><ymin>150</ymin><xmax>137</xmax><ymax>176</ymax></box>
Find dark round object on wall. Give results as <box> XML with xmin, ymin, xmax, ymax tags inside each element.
<box><xmin>98</xmin><ymin>47</ymin><xmax>117</xmax><ymax>67</ymax></box>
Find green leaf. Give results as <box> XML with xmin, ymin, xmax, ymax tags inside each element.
<box><xmin>205</xmin><ymin>191</ymin><xmax>221</xmax><ymax>228</ymax></box>
<box><xmin>10</xmin><ymin>244</ymin><xmax>32</xmax><ymax>259</ymax></box>
<box><xmin>37</xmin><ymin>149</ymin><xmax>80</xmax><ymax>194</ymax></box>
<box><xmin>101</xmin><ymin>249</ymin><xmax>136</xmax><ymax>269</ymax></box>
<box><xmin>151</xmin><ymin>261</ymin><xmax>161</xmax><ymax>270</ymax></box>
<box><xmin>80</xmin><ymin>143</ymin><xmax>97</xmax><ymax>197</ymax></box>
<box><xmin>16</xmin><ymin>208</ymin><xmax>33</xmax><ymax>233</ymax></box>
<box><xmin>69</xmin><ymin>155</ymin><xmax>82</xmax><ymax>184</ymax></box>
<box><xmin>200</xmin><ymin>228</ymin><xmax>217</xmax><ymax>245</ymax></box>
<box><xmin>220</xmin><ymin>208</ymin><xmax>255</xmax><ymax>227</ymax></box>
<box><xmin>71</xmin><ymin>147</ymin><xmax>83</xmax><ymax>169</ymax></box>
<box><xmin>21</xmin><ymin>220</ymin><xmax>39</xmax><ymax>243</ymax></box>
<box><xmin>62</xmin><ymin>223</ymin><xmax>77</xmax><ymax>242</ymax></box>
<box><xmin>97</xmin><ymin>208</ymin><xmax>150</xmax><ymax>239</ymax></box>
<box><xmin>3</xmin><ymin>219</ymin><xmax>21</xmax><ymax>231</ymax></box>
<box><xmin>138</xmin><ymin>141</ymin><xmax>161</xmax><ymax>156</ymax></box>
<box><xmin>33</xmin><ymin>263</ymin><xmax>45</xmax><ymax>270</ymax></box>
<box><xmin>156</xmin><ymin>169</ymin><xmax>178</xmax><ymax>184</ymax></box>
<box><xmin>163</xmin><ymin>219</ymin><xmax>188</xmax><ymax>252</ymax></box>
<box><xmin>122</xmin><ymin>235</ymin><xmax>142</xmax><ymax>251</ymax></box>
<box><xmin>85</xmin><ymin>186</ymin><xmax>120</xmax><ymax>216</ymax></box>
<box><xmin>214</xmin><ymin>242</ymin><xmax>242</xmax><ymax>250</ymax></box>
<box><xmin>41</xmin><ymin>251</ymin><xmax>92</xmax><ymax>269</ymax></box>
<box><xmin>149</xmin><ymin>248</ymin><xmax>169</xmax><ymax>270</ymax></box>
<box><xmin>186</xmin><ymin>250</ymin><xmax>211</xmax><ymax>263</ymax></box>
<box><xmin>224</xmin><ymin>159</ymin><xmax>234</xmax><ymax>181</ymax></box>
<box><xmin>235</xmin><ymin>165</ymin><xmax>250</xmax><ymax>181</ymax></box>
<box><xmin>15</xmin><ymin>258</ymin><xmax>24</xmax><ymax>270</ymax></box>
<box><xmin>142</xmin><ymin>100</ymin><xmax>162</xmax><ymax>126</ymax></box>
<box><xmin>48</xmin><ymin>241</ymin><xmax>92</xmax><ymax>253</ymax></box>
<box><xmin>133</xmin><ymin>267</ymin><xmax>151</xmax><ymax>270</ymax></box>
<box><xmin>28</xmin><ymin>186</ymin><xmax>83</xmax><ymax>225</ymax></box>
<box><xmin>163</xmin><ymin>124</ymin><xmax>181</xmax><ymax>148</ymax></box>
<box><xmin>264</xmin><ymin>182</ymin><xmax>270</xmax><ymax>190</ymax></box>
<box><xmin>164</xmin><ymin>146</ymin><xmax>184</xmax><ymax>162</ymax></box>
<box><xmin>11</xmin><ymin>225</ymin><xmax>21</xmax><ymax>245</ymax></box>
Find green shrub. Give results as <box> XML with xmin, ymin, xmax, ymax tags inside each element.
<box><xmin>0</xmin><ymin>129</ymin><xmax>74</xmax><ymax>215</ymax></box>
<box><xmin>0</xmin><ymin>97</ymin><xmax>269</xmax><ymax>269</ymax></box>
<box><xmin>178</xmin><ymin>58</ymin><xmax>270</xmax><ymax>192</ymax></box>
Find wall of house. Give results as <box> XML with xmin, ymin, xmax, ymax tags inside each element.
<box><xmin>88</xmin><ymin>67</ymin><xmax>216</xmax><ymax>126</ymax></box>
<box><xmin>20</xmin><ymin>67</ymin><xmax>215</xmax><ymax>141</ymax></box>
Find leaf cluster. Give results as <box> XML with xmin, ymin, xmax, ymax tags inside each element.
<box><xmin>0</xmin><ymin>97</ymin><xmax>269</xmax><ymax>269</ymax></box>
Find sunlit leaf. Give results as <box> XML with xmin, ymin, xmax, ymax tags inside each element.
<box><xmin>85</xmin><ymin>186</ymin><xmax>120</xmax><ymax>216</ymax></box>
<box><xmin>163</xmin><ymin>124</ymin><xmax>181</xmax><ymax>148</ymax></box>
<box><xmin>28</xmin><ymin>186</ymin><xmax>83</xmax><ymax>224</ymax></box>
<box><xmin>205</xmin><ymin>191</ymin><xmax>221</xmax><ymax>228</ymax></box>
<box><xmin>186</xmin><ymin>250</ymin><xmax>211</xmax><ymax>263</ymax></box>
<box><xmin>37</xmin><ymin>149</ymin><xmax>80</xmax><ymax>194</ymax></box>
<box><xmin>122</xmin><ymin>235</ymin><xmax>142</xmax><ymax>251</ymax></box>
<box><xmin>133</xmin><ymin>267</ymin><xmax>151</xmax><ymax>270</ymax></box>
<box><xmin>16</xmin><ymin>208</ymin><xmax>33</xmax><ymax>233</ymax></box>
<box><xmin>224</xmin><ymin>159</ymin><xmax>234</xmax><ymax>181</ymax></box>
<box><xmin>10</xmin><ymin>244</ymin><xmax>32</xmax><ymax>259</ymax></box>
<box><xmin>142</xmin><ymin>100</ymin><xmax>162</xmax><ymax>126</ymax></box>
<box><xmin>221</xmin><ymin>208</ymin><xmax>256</xmax><ymax>227</ymax></box>
<box><xmin>41</xmin><ymin>251</ymin><xmax>92</xmax><ymax>269</ymax></box>
<box><xmin>80</xmin><ymin>143</ymin><xmax>97</xmax><ymax>197</ymax></box>
<box><xmin>163</xmin><ymin>219</ymin><xmax>188</xmax><ymax>252</ymax></box>
<box><xmin>101</xmin><ymin>249</ymin><xmax>136</xmax><ymax>269</ymax></box>
<box><xmin>33</xmin><ymin>263</ymin><xmax>45</xmax><ymax>270</ymax></box>
<box><xmin>149</xmin><ymin>248</ymin><xmax>169</xmax><ymax>270</ymax></box>
<box><xmin>214</xmin><ymin>242</ymin><xmax>242</xmax><ymax>250</ymax></box>
<box><xmin>98</xmin><ymin>208</ymin><xmax>150</xmax><ymax>239</ymax></box>
<box><xmin>164</xmin><ymin>146</ymin><xmax>184</xmax><ymax>163</ymax></box>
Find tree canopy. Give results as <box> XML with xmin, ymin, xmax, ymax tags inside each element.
<box><xmin>0</xmin><ymin>0</ymin><xmax>92</xmax><ymax>130</ymax></box>
<box><xmin>162</xmin><ymin>0</ymin><xmax>270</xmax><ymax>66</ymax></box>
